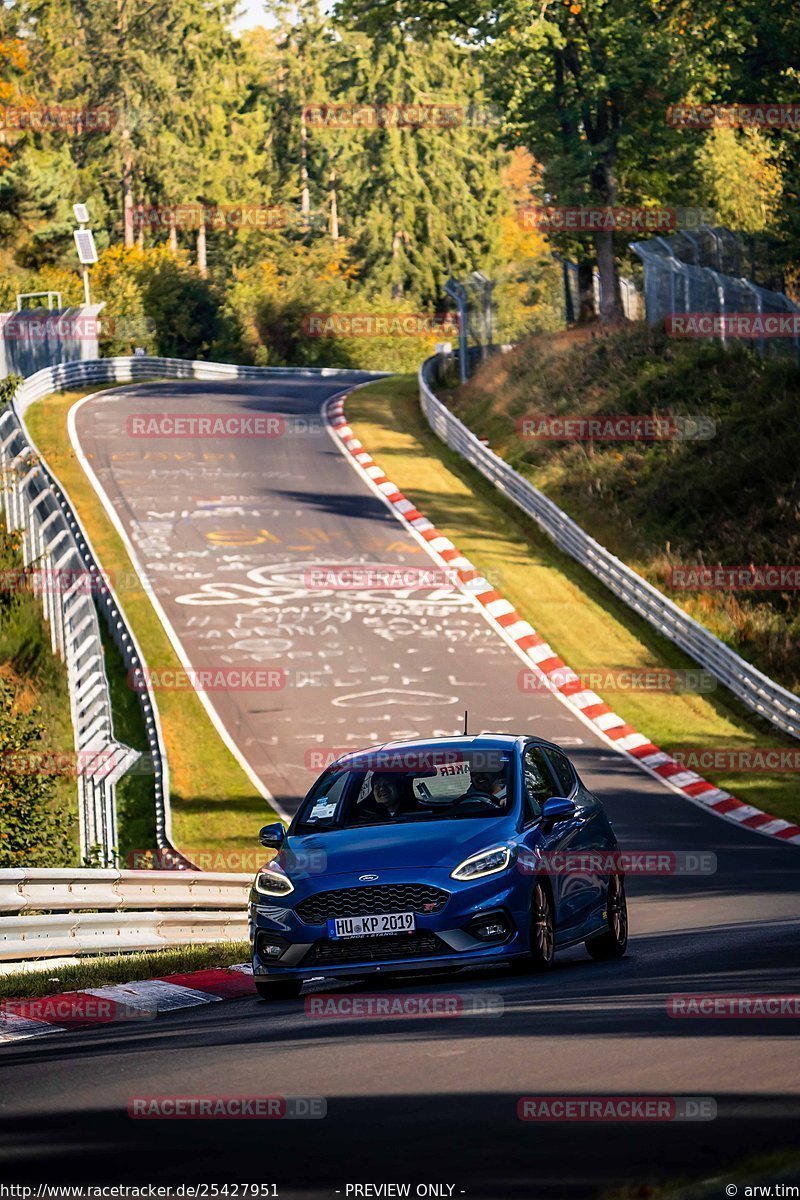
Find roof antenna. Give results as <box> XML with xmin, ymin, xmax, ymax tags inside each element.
<box><xmin>463</xmin><ymin>710</ymin><xmax>469</xmax><ymax>735</ymax></box>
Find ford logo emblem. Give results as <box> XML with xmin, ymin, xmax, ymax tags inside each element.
<box><xmin>359</xmin><ymin>873</ymin><xmax>379</xmax><ymax>882</ymax></box>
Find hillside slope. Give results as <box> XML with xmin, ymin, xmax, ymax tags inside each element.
<box><xmin>444</xmin><ymin>326</ymin><xmax>800</xmax><ymax>692</ymax></box>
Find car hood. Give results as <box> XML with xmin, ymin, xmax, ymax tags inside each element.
<box><xmin>277</xmin><ymin>817</ymin><xmax>518</xmax><ymax>877</ymax></box>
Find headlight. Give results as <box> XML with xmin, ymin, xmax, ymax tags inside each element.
<box><xmin>254</xmin><ymin>867</ymin><xmax>294</xmax><ymax>897</ymax></box>
<box><xmin>451</xmin><ymin>845</ymin><xmax>513</xmax><ymax>881</ymax></box>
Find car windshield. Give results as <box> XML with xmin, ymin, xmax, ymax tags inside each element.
<box><xmin>293</xmin><ymin>749</ymin><xmax>513</xmax><ymax>833</ymax></box>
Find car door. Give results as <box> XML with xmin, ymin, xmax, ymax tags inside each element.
<box><xmin>518</xmin><ymin>742</ymin><xmax>587</xmax><ymax>941</ymax></box>
<box><xmin>543</xmin><ymin>747</ymin><xmax>608</xmax><ymax>936</ymax></box>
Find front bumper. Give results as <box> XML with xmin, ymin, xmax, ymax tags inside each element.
<box><xmin>249</xmin><ymin>870</ymin><xmax>530</xmax><ymax>980</ymax></box>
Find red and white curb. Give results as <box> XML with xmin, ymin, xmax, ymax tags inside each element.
<box><xmin>324</xmin><ymin>391</ymin><xmax>800</xmax><ymax>848</ymax></box>
<box><xmin>0</xmin><ymin>964</ymin><xmax>254</xmax><ymax>1044</ymax></box>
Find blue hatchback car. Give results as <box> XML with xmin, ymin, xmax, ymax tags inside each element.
<box><xmin>249</xmin><ymin>735</ymin><xmax>628</xmax><ymax>999</ymax></box>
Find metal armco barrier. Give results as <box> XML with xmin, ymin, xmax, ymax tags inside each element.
<box><xmin>0</xmin><ymin>869</ymin><xmax>251</xmax><ymax>960</ymax></box>
<box><xmin>0</xmin><ymin>407</ymin><xmax>141</xmax><ymax>865</ymax></box>
<box><xmin>419</xmin><ymin>357</ymin><xmax>800</xmax><ymax>741</ymax></box>
<box><xmin>2</xmin><ymin>356</ymin><xmax>379</xmax><ymax>871</ymax></box>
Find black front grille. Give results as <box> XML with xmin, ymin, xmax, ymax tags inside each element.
<box><xmin>295</xmin><ymin>884</ymin><xmax>449</xmax><ymax>925</ymax></box>
<box><xmin>304</xmin><ymin>931</ymin><xmax>450</xmax><ymax>965</ymax></box>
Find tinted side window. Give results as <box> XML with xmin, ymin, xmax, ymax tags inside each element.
<box><xmin>522</xmin><ymin>745</ymin><xmax>557</xmax><ymax>820</ymax></box>
<box><xmin>546</xmin><ymin>749</ymin><xmax>577</xmax><ymax>798</ymax></box>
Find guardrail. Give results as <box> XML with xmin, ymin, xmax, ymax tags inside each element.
<box><xmin>419</xmin><ymin>356</ymin><xmax>800</xmax><ymax>741</ymax></box>
<box><xmin>3</xmin><ymin>356</ymin><xmax>379</xmax><ymax>869</ymax></box>
<box><xmin>0</xmin><ymin>868</ymin><xmax>251</xmax><ymax>960</ymax></box>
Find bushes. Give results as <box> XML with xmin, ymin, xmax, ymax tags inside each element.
<box><xmin>94</xmin><ymin>246</ymin><xmax>229</xmax><ymax>359</ymax></box>
<box><xmin>0</xmin><ymin>678</ymin><xmax>73</xmax><ymax>867</ymax></box>
<box><xmin>0</xmin><ymin>523</ymin><xmax>77</xmax><ymax>866</ymax></box>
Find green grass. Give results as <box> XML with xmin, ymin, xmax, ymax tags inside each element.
<box><xmin>25</xmin><ymin>387</ymin><xmax>279</xmax><ymax>861</ymax></box>
<box><xmin>347</xmin><ymin>375</ymin><xmax>800</xmax><ymax>824</ymax></box>
<box><xmin>607</xmin><ymin>1148</ymin><xmax>800</xmax><ymax>1199</ymax></box>
<box><xmin>0</xmin><ymin>941</ymin><xmax>250</xmax><ymax>998</ymax></box>
<box><xmin>445</xmin><ymin>325</ymin><xmax>800</xmax><ymax>692</ymax></box>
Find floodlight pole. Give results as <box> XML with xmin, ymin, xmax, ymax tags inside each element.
<box><xmin>444</xmin><ymin>278</ymin><xmax>469</xmax><ymax>384</ymax></box>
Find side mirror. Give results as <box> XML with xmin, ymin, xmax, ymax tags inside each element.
<box><xmin>259</xmin><ymin>822</ymin><xmax>286</xmax><ymax>849</ymax></box>
<box><xmin>542</xmin><ymin>796</ymin><xmax>577</xmax><ymax>823</ymax></box>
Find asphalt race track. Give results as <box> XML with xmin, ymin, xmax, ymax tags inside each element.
<box><xmin>2</xmin><ymin>375</ymin><xmax>798</xmax><ymax>1197</ymax></box>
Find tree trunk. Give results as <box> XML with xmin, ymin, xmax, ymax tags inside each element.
<box><xmin>577</xmin><ymin>259</ymin><xmax>596</xmax><ymax>323</ymax></box>
<box><xmin>391</xmin><ymin>228</ymin><xmax>405</xmax><ymax>300</ymax></box>
<box><xmin>117</xmin><ymin>0</ymin><xmax>134</xmax><ymax>248</ymax></box>
<box><xmin>329</xmin><ymin>170</ymin><xmax>339</xmax><ymax>240</ymax></box>
<box><xmin>197</xmin><ymin>221</ymin><xmax>207</xmax><ymax>276</ymax></box>
<box><xmin>591</xmin><ymin>157</ymin><xmax>624</xmax><ymax>325</ymax></box>
<box><xmin>595</xmin><ymin>231</ymin><xmax>624</xmax><ymax>324</ymax></box>
<box><xmin>300</xmin><ymin>107</ymin><xmax>310</xmax><ymax>226</ymax></box>
<box><xmin>121</xmin><ymin>134</ymin><xmax>134</xmax><ymax>247</ymax></box>
<box><xmin>168</xmin><ymin>213</ymin><xmax>178</xmax><ymax>255</ymax></box>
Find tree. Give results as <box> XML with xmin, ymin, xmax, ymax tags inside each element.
<box><xmin>0</xmin><ymin>679</ymin><xmax>73</xmax><ymax>868</ymax></box>
<box><xmin>337</xmin><ymin>24</ymin><xmax>507</xmax><ymax>305</ymax></box>
<box><xmin>335</xmin><ymin>0</ymin><xmax>738</xmax><ymax>323</ymax></box>
<box><xmin>697</xmin><ymin>127</ymin><xmax>783</xmax><ymax>234</ymax></box>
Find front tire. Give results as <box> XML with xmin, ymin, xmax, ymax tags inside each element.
<box><xmin>585</xmin><ymin>874</ymin><xmax>628</xmax><ymax>960</ymax></box>
<box><xmin>255</xmin><ymin>978</ymin><xmax>304</xmax><ymax>1001</ymax></box>
<box><xmin>511</xmin><ymin>881</ymin><xmax>555</xmax><ymax>973</ymax></box>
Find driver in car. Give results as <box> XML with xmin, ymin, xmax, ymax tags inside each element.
<box><xmin>460</xmin><ymin>767</ymin><xmax>508</xmax><ymax>810</ymax></box>
<box><xmin>356</xmin><ymin>772</ymin><xmax>415</xmax><ymax>821</ymax></box>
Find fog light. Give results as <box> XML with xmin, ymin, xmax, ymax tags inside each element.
<box><xmin>477</xmin><ymin>922</ymin><xmax>507</xmax><ymax>939</ymax></box>
<box><xmin>467</xmin><ymin>911</ymin><xmax>512</xmax><ymax>942</ymax></box>
<box><xmin>257</xmin><ymin>933</ymin><xmax>288</xmax><ymax>960</ymax></box>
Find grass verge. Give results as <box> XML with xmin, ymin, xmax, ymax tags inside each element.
<box><xmin>0</xmin><ymin>941</ymin><xmax>250</xmax><ymax>998</ymax></box>
<box><xmin>608</xmin><ymin>1148</ymin><xmax>800</xmax><ymax>1199</ymax></box>
<box><xmin>24</xmin><ymin>386</ymin><xmax>278</xmax><ymax>860</ymax></box>
<box><xmin>446</xmin><ymin>326</ymin><xmax>800</xmax><ymax>692</ymax></box>
<box><xmin>347</xmin><ymin>375</ymin><xmax>800</xmax><ymax>825</ymax></box>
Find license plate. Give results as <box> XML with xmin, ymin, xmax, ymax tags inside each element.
<box><xmin>327</xmin><ymin>912</ymin><xmax>416</xmax><ymax>939</ymax></box>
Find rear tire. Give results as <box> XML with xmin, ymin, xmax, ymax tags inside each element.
<box><xmin>585</xmin><ymin>874</ymin><xmax>628</xmax><ymax>960</ymax></box>
<box><xmin>510</xmin><ymin>881</ymin><xmax>555</xmax><ymax>974</ymax></box>
<box><xmin>255</xmin><ymin>978</ymin><xmax>304</xmax><ymax>1001</ymax></box>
